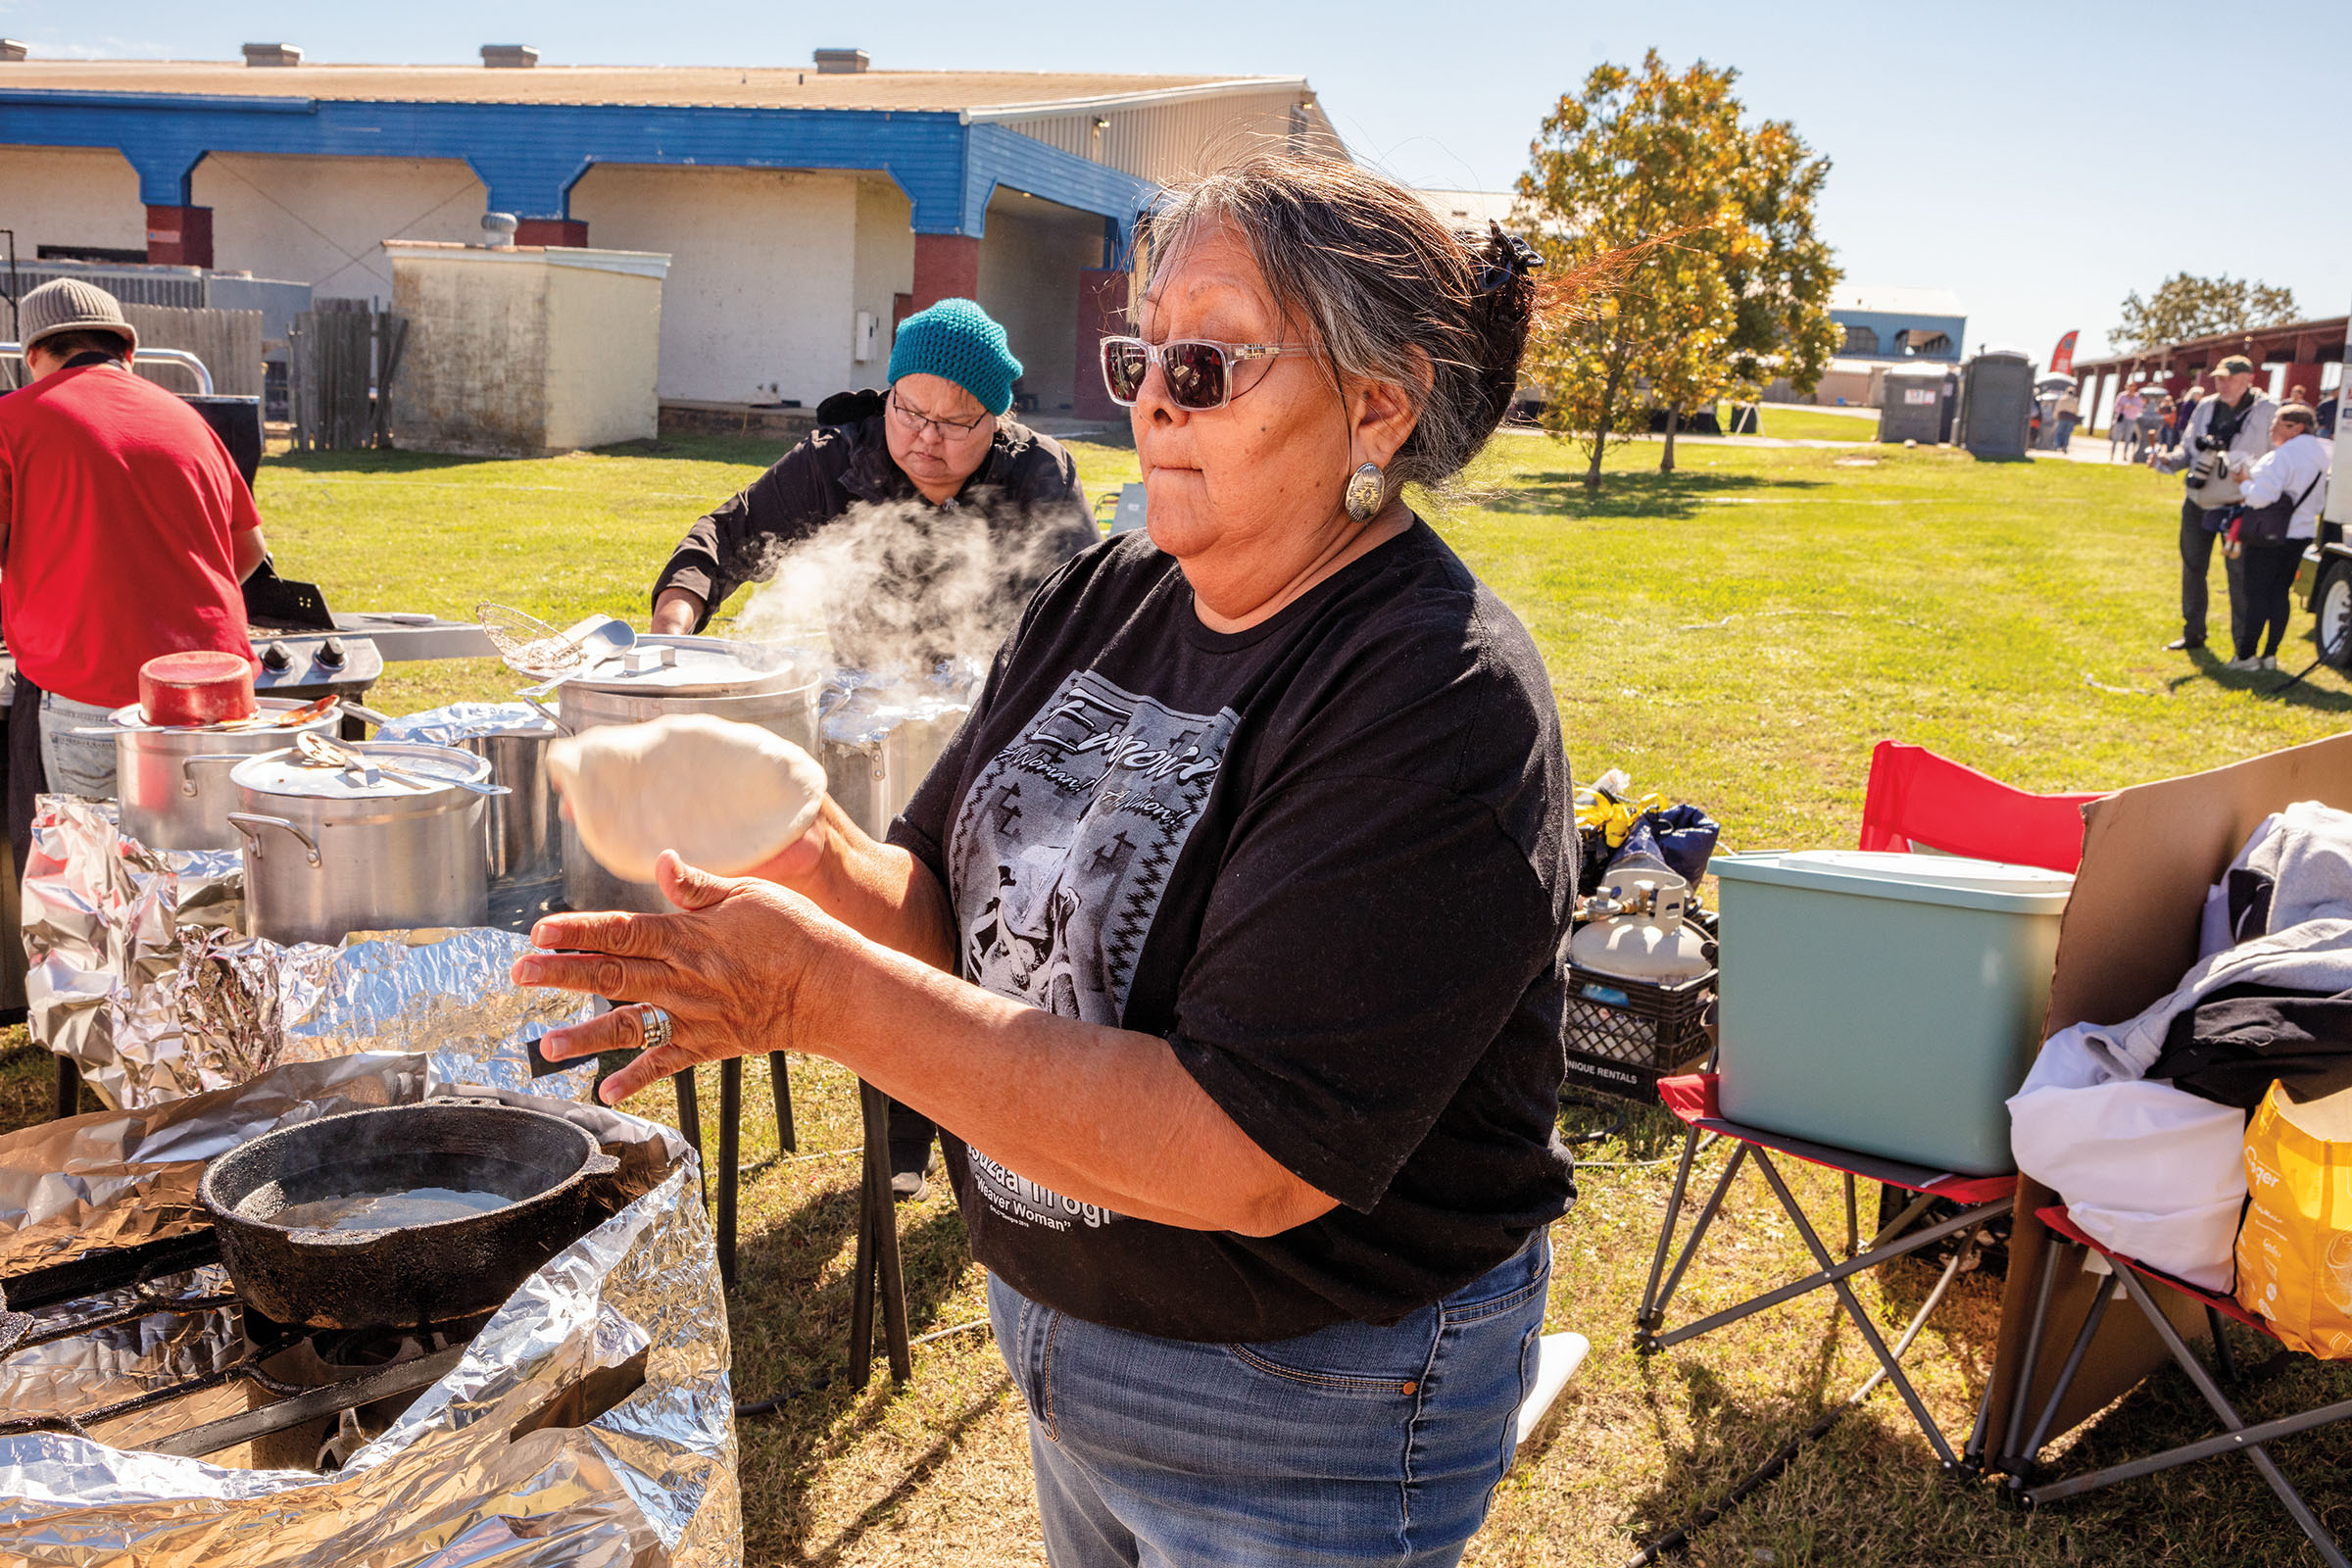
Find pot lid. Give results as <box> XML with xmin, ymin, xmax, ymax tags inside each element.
<box><xmin>108</xmin><ymin>697</ymin><xmax>339</xmax><ymax>733</ymax></box>
<box><xmin>565</xmin><ymin>635</ymin><xmax>808</xmax><ymax>698</ymax></box>
<box><xmin>1713</xmin><ymin>850</ymin><xmax>2073</xmax><ymax>912</ymax></box>
<box><xmin>231</xmin><ymin>741</ymin><xmax>491</xmax><ymax>800</ymax></box>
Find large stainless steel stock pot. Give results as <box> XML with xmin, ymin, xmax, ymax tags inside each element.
<box><xmin>110</xmin><ymin>698</ymin><xmax>346</xmax><ymax>852</ymax></box>
<box><xmin>229</xmin><ymin>742</ymin><xmax>499</xmax><ymax>947</ymax></box>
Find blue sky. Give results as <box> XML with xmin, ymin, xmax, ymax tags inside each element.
<box><xmin>8</xmin><ymin>0</ymin><xmax>2346</xmax><ymax>370</ymax></box>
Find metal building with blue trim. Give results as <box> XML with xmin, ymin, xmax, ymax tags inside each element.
<box><xmin>0</xmin><ymin>53</ymin><xmax>1333</xmax><ymax>413</ymax></box>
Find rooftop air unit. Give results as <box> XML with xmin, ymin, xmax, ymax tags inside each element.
<box><xmin>813</xmin><ymin>48</ymin><xmax>870</xmax><ymax>74</ymax></box>
<box><xmin>481</xmin><ymin>44</ymin><xmax>539</xmax><ymax>68</ymax></box>
<box><xmin>242</xmin><ymin>42</ymin><xmax>302</xmax><ymax>67</ymax></box>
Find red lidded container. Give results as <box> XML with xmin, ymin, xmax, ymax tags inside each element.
<box><xmin>138</xmin><ymin>650</ymin><xmax>257</xmax><ymax>727</ymax></box>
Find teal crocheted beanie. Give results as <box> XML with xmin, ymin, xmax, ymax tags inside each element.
<box><xmin>888</xmin><ymin>298</ymin><xmax>1022</xmax><ymax>416</ymax></box>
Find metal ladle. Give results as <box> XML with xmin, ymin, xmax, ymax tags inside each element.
<box><xmin>294</xmin><ymin>731</ymin><xmax>508</xmax><ymax>796</ymax></box>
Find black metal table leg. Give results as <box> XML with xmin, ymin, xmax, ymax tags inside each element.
<box><xmin>848</xmin><ymin>1131</ymin><xmax>879</xmax><ymax>1390</ymax></box>
<box><xmin>717</xmin><ymin>1056</ymin><xmax>741</xmax><ymax>1291</ymax></box>
<box><xmin>769</xmin><ymin>1053</ymin><xmax>796</xmax><ymax>1153</ymax></box>
<box><xmin>866</xmin><ymin>1083</ymin><xmax>911</xmax><ymax>1382</ymax></box>
<box><xmin>846</xmin><ymin>1079</ymin><xmax>911</xmax><ymax>1387</ymax></box>
<box><xmin>52</xmin><ymin>1054</ymin><xmax>80</xmax><ymax>1122</ymax></box>
<box><xmin>672</xmin><ymin>1068</ymin><xmax>706</xmax><ymax>1208</ymax></box>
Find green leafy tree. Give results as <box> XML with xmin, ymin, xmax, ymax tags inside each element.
<box><xmin>1720</xmin><ymin>120</ymin><xmax>1840</xmax><ymax>413</ymax></box>
<box><xmin>1518</xmin><ymin>54</ymin><xmax>1839</xmax><ymax>485</ymax></box>
<box><xmin>2116</xmin><ymin>273</ymin><xmax>2301</xmax><ymax>352</ymax></box>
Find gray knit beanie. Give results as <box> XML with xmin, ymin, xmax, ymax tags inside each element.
<box><xmin>18</xmin><ymin>278</ymin><xmax>137</xmax><ymax>355</ymax></box>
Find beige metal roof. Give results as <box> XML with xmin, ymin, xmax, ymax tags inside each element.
<box><xmin>0</xmin><ymin>59</ymin><xmax>1298</xmax><ymax>115</ymax></box>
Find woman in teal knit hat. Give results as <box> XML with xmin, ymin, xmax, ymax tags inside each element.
<box><xmin>651</xmin><ymin>295</ymin><xmax>1093</xmax><ymax>636</ymax></box>
<box><xmin>649</xmin><ymin>294</ymin><xmax>1098</xmax><ymax>1199</ymax></box>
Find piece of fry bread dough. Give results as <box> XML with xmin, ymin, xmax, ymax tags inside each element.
<box><xmin>548</xmin><ymin>713</ymin><xmax>828</xmax><ymax>883</ymax></box>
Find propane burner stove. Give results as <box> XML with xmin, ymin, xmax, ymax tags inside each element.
<box><xmin>0</xmin><ymin>1228</ymin><xmax>637</xmax><ymax>1472</ymax></box>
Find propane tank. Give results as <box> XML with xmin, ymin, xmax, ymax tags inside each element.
<box><xmin>1570</xmin><ymin>858</ymin><xmax>1712</xmax><ymax>984</ymax></box>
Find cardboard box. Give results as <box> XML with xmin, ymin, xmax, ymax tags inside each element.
<box><xmin>1984</xmin><ymin>731</ymin><xmax>2352</xmax><ymax>1462</ymax></box>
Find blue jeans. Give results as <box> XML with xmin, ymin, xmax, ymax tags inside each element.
<box><xmin>38</xmin><ymin>692</ymin><xmax>118</xmax><ymax>800</ymax></box>
<box><xmin>987</xmin><ymin>1233</ymin><xmax>1552</xmax><ymax>1567</ymax></box>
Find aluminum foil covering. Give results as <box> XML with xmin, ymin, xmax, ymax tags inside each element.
<box><xmin>22</xmin><ymin>796</ymin><xmax>595</xmax><ymax>1110</ymax></box>
<box><xmin>23</xmin><ymin>796</ymin><xmax>243</xmax><ymax>1110</ymax></box>
<box><xmin>817</xmin><ymin>658</ymin><xmax>984</xmax><ymax>747</ymax></box>
<box><xmin>373</xmin><ymin>701</ymin><xmax>561</xmax><ymax>745</ymax></box>
<box><xmin>163</xmin><ymin>925</ymin><xmax>600</xmax><ymax>1108</ymax></box>
<box><xmin>0</xmin><ymin>1054</ymin><xmax>740</xmax><ymax>1567</ymax></box>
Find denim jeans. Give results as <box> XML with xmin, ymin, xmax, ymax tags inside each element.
<box><xmin>38</xmin><ymin>693</ymin><xmax>119</xmax><ymax>800</ymax></box>
<box><xmin>988</xmin><ymin>1233</ymin><xmax>1552</xmax><ymax>1567</ymax></box>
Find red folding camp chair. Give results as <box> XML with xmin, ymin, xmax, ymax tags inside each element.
<box><xmin>1857</xmin><ymin>740</ymin><xmax>2105</xmax><ymax>874</ymax></box>
<box><xmin>2003</xmin><ymin>1207</ymin><xmax>2352</xmax><ymax>1568</ymax></box>
<box><xmin>1635</xmin><ymin>1074</ymin><xmax>2017</xmax><ymax>1476</ymax></box>
<box><xmin>1621</xmin><ymin>746</ymin><xmax>2100</xmax><ymax>1560</ymax></box>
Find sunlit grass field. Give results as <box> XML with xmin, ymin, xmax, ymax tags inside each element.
<box><xmin>7</xmin><ymin>424</ymin><xmax>2349</xmax><ymax>1565</ymax></box>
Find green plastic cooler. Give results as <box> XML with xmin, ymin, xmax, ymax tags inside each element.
<box><xmin>1711</xmin><ymin>850</ymin><xmax>2073</xmax><ymax>1175</ymax></box>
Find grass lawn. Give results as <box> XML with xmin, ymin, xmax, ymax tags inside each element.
<box><xmin>1725</xmin><ymin>404</ymin><xmax>1877</xmax><ymax>444</ymax></box>
<box><xmin>9</xmin><ymin>427</ymin><xmax>2351</xmax><ymax>1565</ymax></box>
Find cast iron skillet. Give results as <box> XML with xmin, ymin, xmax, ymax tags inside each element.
<box><xmin>199</xmin><ymin>1099</ymin><xmax>620</xmax><ymax>1330</ymax></box>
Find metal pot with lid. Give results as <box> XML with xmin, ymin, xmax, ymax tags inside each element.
<box><xmin>110</xmin><ymin>697</ymin><xmax>348</xmax><ymax>852</ymax></box>
<box><xmin>229</xmin><ymin>741</ymin><xmax>500</xmax><ymax>947</ymax></box>
<box><xmin>558</xmin><ymin>635</ymin><xmax>821</xmax><ymax>912</ymax></box>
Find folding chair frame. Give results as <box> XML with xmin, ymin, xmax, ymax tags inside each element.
<box><xmin>2007</xmin><ymin>1207</ymin><xmax>2352</xmax><ymax>1568</ymax></box>
<box><xmin>1635</xmin><ymin>1075</ymin><xmax>2015</xmax><ymax>1475</ymax></box>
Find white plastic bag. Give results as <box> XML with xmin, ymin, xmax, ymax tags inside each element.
<box><xmin>2009</xmin><ymin>1024</ymin><xmax>2247</xmax><ymax>1291</ymax></box>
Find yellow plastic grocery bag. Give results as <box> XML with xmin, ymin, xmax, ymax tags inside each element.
<box><xmin>2237</xmin><ymin>1082</ymin><xmax>2352</xmax><ymax>1358</ymax></box>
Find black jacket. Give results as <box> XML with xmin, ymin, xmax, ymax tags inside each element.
<box><xmin>652</xmin><ymin>390</ymin><xmax>1097</xmax><ymax>631</ymax></box>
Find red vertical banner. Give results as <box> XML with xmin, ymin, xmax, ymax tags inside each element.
<box><xmin>2050</xmin><ymin>330</ymin><xmax>2079</xmax><ymax>376</ymax></box>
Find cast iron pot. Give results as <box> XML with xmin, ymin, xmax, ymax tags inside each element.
<box><xmin>198</xmin><ymin>1100</ymin><xmax>620</xmax><ymax>1331</ymax></box>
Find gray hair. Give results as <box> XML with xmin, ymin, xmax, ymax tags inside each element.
<box><xmin>1130</xmin><ymin>153</ymin><xmax>1538</xmax><ymax>499</ymax></box>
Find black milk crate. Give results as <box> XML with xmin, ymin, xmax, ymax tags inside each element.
<box><xmin>1561</xmin><ymin>962</ymin><xmax>1716</xmax><ymax>1102</ymax></box>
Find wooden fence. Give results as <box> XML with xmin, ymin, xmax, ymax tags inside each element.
<box><xmin>288</xmin><ymin>305</ymin><xmax>408</xmax><ymax>451</ymax></box>
<box><xmin>118</xmin><ymin>305</ymin><xmax>266</xmax><ymax>399</ymax></box>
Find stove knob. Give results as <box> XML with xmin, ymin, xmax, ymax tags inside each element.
<box><xmin>318</xmin><ymin>636</ymin><xmax>346</xmax><ymax>669</ymax></box>
<box><xmin>260</xmin><ymin>640</ymin><xmax>293</xmax><ymax>673</ymax></box>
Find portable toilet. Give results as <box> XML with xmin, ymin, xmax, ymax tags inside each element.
<box><xmin>1956</xmin><ymin>351</ymin><xmax>2034</xmax><ymax>460</ymax></box>
<box><xmin>1878</xmin><ymin>366</ymin><xmax>1951</xmax><ymax>444</ymax></box>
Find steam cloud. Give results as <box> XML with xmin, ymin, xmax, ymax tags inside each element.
<box><xmin>732</xmin><ymin>498</ymin><xmax>1082</xmax><ymax>682</ymax></box>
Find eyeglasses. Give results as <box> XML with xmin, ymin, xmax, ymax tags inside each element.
<box><xmin>1100</xmin><ymin>335</ymin><xmax>1311</xmax><ymax>411</ymax></box>
<box><xmin>887</xmin><ymin>389</ymin><xmax>991</xmax><ymax>440</ymax></box>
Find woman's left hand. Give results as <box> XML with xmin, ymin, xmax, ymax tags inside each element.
<box><xmin>513</xmin><ymin>851</ymin><xmax>846</xmax><ymax>1103</ymax></box>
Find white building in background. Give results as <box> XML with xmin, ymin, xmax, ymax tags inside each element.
<box><xmin>0</xmin><ymin>51</ymin><xmax>1340</xmax><ymax>417</ymax></box>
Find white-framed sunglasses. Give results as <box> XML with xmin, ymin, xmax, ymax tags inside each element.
<box><xmin>1099</xmin><ymin>335</ymin><xmax>1311</xmax><ymax>411</ymax></box>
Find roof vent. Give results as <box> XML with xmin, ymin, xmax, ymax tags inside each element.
<box><xmin>241</xmin><ymin>42</ymin><xmax>303</xmax><ymax>68</ymax></box>
<box><xmin>0</xmin><ymin>40</ymin><xmax>27</xmax><ymax>63</ymax></box>
<box><xmin>481</xmin><ymin>212</ymin><xmax>519</xmax><ymax>249</ymax></box>
<box><xmin>481</xmin><ymin>44</ymin><xmax>539</xmax><ymax>69</ymax></box>
<box><xmin>813</xmin><ymin>48</ymin><xmax>870</xmax><ymax>74</ymax></box>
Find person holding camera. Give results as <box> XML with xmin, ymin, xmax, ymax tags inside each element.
<box><xmin>2150</xmin><ymin>356</ymin><xmax>2276</xmax><ymax>652</ymax></box>
<box><xmin>2222</xmin><ymin>403</ymin><xmax>2331</xmax><ymax>671</ymax></box>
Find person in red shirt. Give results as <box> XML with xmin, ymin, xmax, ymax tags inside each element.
<box><xmin>0</xmin><ymin>279</ymin><xmax>268</xmax><ymax>802</ymax></box>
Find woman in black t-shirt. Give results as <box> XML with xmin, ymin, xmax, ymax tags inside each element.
<box><xmin>522</xmin><ymin>154</ymin><xmax>1581</xmax><ymax>1567</ymax></box>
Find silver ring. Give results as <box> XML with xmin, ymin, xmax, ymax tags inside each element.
<box><xmin>638</xmin><ymin>1005</ymin><xmax>673</xmax><ymax>1054</ymax></box>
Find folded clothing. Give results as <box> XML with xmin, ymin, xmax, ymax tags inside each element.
<box><xmin>2150</xmin><ymin>984</ymin><xmax>2352</xmax><ymax>1109</ymax></box>
<box><xmin>2075</xmin><ymin>919</ymin><xmax>2352</xmax><ymax>1080</ymax></box>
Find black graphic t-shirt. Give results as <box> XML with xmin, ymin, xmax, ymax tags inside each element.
<box><xmin>891</xmin><ymin>518</ymin><xmax>1578</xmax><ymax>1343</ymax></box>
